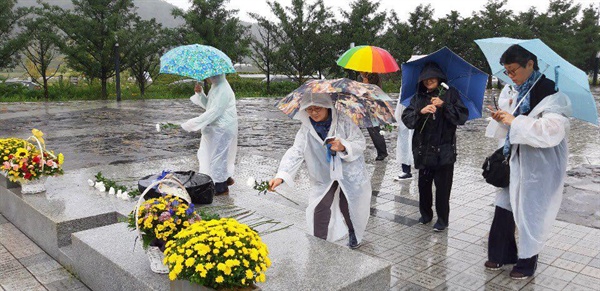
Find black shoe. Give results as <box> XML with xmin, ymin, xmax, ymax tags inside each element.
<box><xmin>484</xmin><ymin>261</ymin><xmax>504</xmax><ymax>271</ymax></box>
<box><xmin>418</xmin><ymin>217</ymin><xmax>432</xmax><ymax>224</ymax></box>
<box><xmin>348</xmin><ymin>231</ymin><xmax>361</xmax><ymax>249</ymax></box>
<box><xmin>226</xmin><ymin>177</ymin><xmax>235</xmax><ymax>186</ymax></box>
<box><xmin>433</xmin><ymin>221</ymin><xmax>447</xmax><ymax>232</ymax></box>
<box><xmin>510</xmin><ymin>255</ymin><xmax>538</xmax><ymax>279</ymax></box>
<box><xmin>375</xmin><ymin>154</ymin><xmax>388</xmax><ymax>161</ymax></box>
<box><xmin>394</xmin><ymin>172</ymin><xmax>413</xmax><ymax>180</ymax></box>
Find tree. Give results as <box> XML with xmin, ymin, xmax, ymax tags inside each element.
<box><xmin>124</xmin><ymin>18</ymin><xmax>170</xmax><ymax>97</ymax></box>
<box><xmin>339</xmin><ymin>0</ymin><xmax>387</xmax><ymax>47</ymax></box>
<box><xmin>406</xmin><ymin>4</ymin><xmax>436</xmax><ymax>55</ymax></box>
<box><xmin>42</xmin><ymin>0</ymin><xmax>138</xmax><ymax>99</ymax></box>
<box><xmin>0</xmin><ymin>0</ymin><xmax>28</xmax><ymax>70</ymax></box>
<box><xmin>574</xmin><ymin>5</ymin><xmax>600</xmax><ymax>74</ymax></box>
<box><xmin>267</xmin><ymin>0</ymin><xmax>331</xmax><ymax>85</ymax></box>
<box><xmin>535</xmin><ymin>0</ymin><xmax>581</xmax><ymax>68</ymax></box>
<box><xmin>19</xmin><ymin>12</ymin><xmax>62</xmax><ymax>99</ymax></box>
<box><xmin>380</xmin><ymin>12</ymin><xmax>413</xmax><ymax>65</ymax></box>
<box><xmin>172</xmin><ymin>0</ymin><xmax>250</xmax><ymax>64</ymax></box>
<box><xmin>248</xmin><ymin>13</ymin><xmax>278</xmax><ymax>93</ymax></box>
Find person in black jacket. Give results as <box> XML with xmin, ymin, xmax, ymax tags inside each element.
<box><xmin>401</xmin><ymin>62</ymin><xmax>468</xmax><ymax>231</ymax></box>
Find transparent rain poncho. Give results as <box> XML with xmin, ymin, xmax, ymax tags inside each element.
<box><xmin>394</xmin><ymin>88</ymin><xmax>414</xmax><ymax>166</ymax></box>
<box><xmin>486</xmin><ymin>90</ymin><xmax>572</xmax><ymax>258</ymax></box>
<box><xmin>181</xmin><ymin>74</ymin><xmax>238</xmax><ymax>183</ymax></box>
<box><xmin>275</xmin><ymin>94</ymin><xmax>372</xmax><ymax>243</ymax></box>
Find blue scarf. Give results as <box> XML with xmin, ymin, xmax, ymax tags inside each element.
<box><xmin>502</xmin><ymin>70</ymin><xmax>541</xmax><ymax>156</ymax></box>
<box><xmin>309</xmin><ymin>110</ymin><xmax>334</xmax><ymax>162</ymax></box>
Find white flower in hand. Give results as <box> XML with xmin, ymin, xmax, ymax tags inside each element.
<box><xmin>156</xmin><ymin>123</ymin><xmax>161</xmax><ymax>132</ymax></box>
<box><xmin>246</xmin><ymin>177</ymin><xmax>256</xmax><ymax>187</ymax></box>
<box><xmin>87</xmin><ymin>179</ymin><xmax>95</xmax><ymax>187</ymax></box>
<box><xmin>379</xmin><ymin>130</ymin><xmax>386</xmax><ymax>136</ymax></box>
<box><xmin>441</xmin><ymin>82</ymin><xmax>449</xmax><ymax>90</ymax></box>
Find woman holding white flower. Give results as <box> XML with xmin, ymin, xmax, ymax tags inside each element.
<box><xmin>268</xmin><ymin>94</ymin><xmax>371</xmax><ymax>249</ymax></box>
<box><xmin>181</xmin><ymin>74</ymin><xmax>238</xmax><ymax>195</ymax></box>
<box><xmin>401</xmin><ymin>62</ymin><xmax>468</xmax><ymax>232</ymax></box>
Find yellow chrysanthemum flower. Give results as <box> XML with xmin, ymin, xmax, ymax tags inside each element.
<box><xmin>57</xmin><ymin>153</ymin><xmax>64</xmax><ymax>165</ymax></box>
<box><xmin>185</xmin><ymin>258</ymin><xmax>195</xmax><ymax>267</ymax></box>
<box><xmin>245</xmin><ymin>270</ymin><xmax>254</xmax><ymax>279</ymax></box>
<box><xmin>215</xmin><ymin>276</ymin><xmax>224</xmax><ymax>283</ymax></box>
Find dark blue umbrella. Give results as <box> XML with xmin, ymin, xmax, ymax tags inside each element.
<box><xmin>400</xmin><ymin>47</ymin><xmax>488</xmax><ymax>120</ymax></box>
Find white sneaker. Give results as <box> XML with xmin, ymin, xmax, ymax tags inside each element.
<box><xmin>394</xmin><ymin>173</ymin><xmax>413</xmax><ymax>181</ymax></box>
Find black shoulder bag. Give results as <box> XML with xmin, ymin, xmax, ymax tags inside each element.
<box><xmin>481</xmin><ymin>147</ymin><xmax>510</xmax><ymax>188</ymax></box>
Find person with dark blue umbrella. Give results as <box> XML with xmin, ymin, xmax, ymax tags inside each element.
<box><xmin>401</xmin><ymin>62</ymin><xmax>469</xmax><ymax>231</ymax></box>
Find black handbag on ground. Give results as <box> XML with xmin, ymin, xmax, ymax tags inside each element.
<box><xmin>482</xmin><ymin>147</ymin><xmax>510</xmax><ymax>188</ymax></box>
<box><xmin>138</xmin><ymin>171</ymin><xmax>215</xmax><ymax>205</ymax></box>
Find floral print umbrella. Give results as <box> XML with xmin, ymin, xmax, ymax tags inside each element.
<box><xmin>276</xmin><ymin>78</ymin><xmax>396</xmax><ymax>127</ymax></box>
<box><xmin>159</xmin><ymin>44</ymin><xmax>236</xmax><ymax>81</ymax></box>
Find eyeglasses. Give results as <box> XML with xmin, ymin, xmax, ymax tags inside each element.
<box><xmin>305</xmin><ymin>107</ymin><xmax>324</xmax><ymax>114</ymax></box>
<box><xmin>503</xmin><ymin>66</ymin><xmax>522</xmax><ymax>77</ymax></box>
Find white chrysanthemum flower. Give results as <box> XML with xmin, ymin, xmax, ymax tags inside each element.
<box><xmin>87</xmin><ymin>179</ymin><xmax>95</xmax><ymax>187</ymax></box>
<box><xmin>98</xmin><ymin>185</ymin><xmax>106</xmax><ymax>192</ymax></box>
<box><xmin>441</xmin><ymin>82</ymin><xmax>449</xmax><ymax>89</ymax></box>
<box><xmin>156</xmin><ymin>123</ymin><xmax>161</xmax><ymax>132</ymax></box>
<box><xmin>121</xmin><ymin>193</ymin><xmax>130</xmax><ymax>201</ymax></box>
<box><xmin>246</xmin><ymin>177</ymin><xmax>255</xmax><ymax>187</ymax></box>
<box><xmin>115</xmin><ymin>189</ymin><xmax>121</xmax><ymax>196</ymax></box>
<box><xmin>94</xmin><ymin>181</ymin><xmax>104</xmax><ymax>191</ymax></box>
<box><xmin>108</xmin><ymin>187</ymin><xmax>115</xmax><ymax>195</ymax></box>
<box><xmin>379</xmin><ymin>130</ymin><xmax>386</xmax><ymax>136</ymax></box>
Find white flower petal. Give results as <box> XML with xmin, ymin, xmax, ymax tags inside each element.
<box><xmin>156</xmin><ymin>123</ymin><xmax>161</xmax><ymax>132</ymax></box>
<box><xmin>87</xmin><ymin>179</ymin><xmax>95</xmax><ymax>187</ymax></box>
<box><xmin>116</xmin><ymin>189</ymin><xmax>122</xmax><ymax>196</ymax></box>
<box><xmin>108</xmin><ymin>187</ymin><xmax>115</xmax><ymax>195</ymax></box>
<box><xmin>441</xmin><ymin>82</ymin><xmax>449</xmax><ymax>89</ymax></box>
<box><xmin>379</xmin><ymin>130</ymin><xmax>386</xmax><ymax>136</ymax></box>
<box><xmin>246</xmin><ymin>177</ymin><xmax>255</xmax><ymax>187</ymax></box>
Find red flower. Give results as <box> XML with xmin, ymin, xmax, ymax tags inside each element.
<box><xmin>24</xmin><ymin>172</ymin><xmax>32</xmax><ymax>180</ymax></box>
<box><xmin>33</xmin><ymin>155</ymin><xmax>41</xmax><ymax>164</ymax></box>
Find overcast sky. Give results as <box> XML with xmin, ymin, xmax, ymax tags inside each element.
<box><xmin>164</xmin><ymin>0</ymin><xmax>598</xmax><ymax>22</ymax></box>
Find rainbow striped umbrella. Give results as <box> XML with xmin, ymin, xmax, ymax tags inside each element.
<box><xmin>336</xmin><ymin>45</ymin><xmax>400</xmax><ymax>73</ymax></box>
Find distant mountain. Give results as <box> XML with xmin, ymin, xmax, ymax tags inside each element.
<box><xmin>16</xmin><ymin>0</ymin><xmax>185</xmax><ymax>28</ymax></box>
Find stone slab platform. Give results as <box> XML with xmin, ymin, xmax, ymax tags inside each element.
<box><xmin>0</xmin><ymin>157</ymin><xmax>391</xmax><ymax>291</ymax></box>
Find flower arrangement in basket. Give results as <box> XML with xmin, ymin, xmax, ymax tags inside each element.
<box><xmin>164</xmin><ymin>218</ymin><xmax>271</xmax><ymax>289</ymax></box>
<box><xmin>1</xmin><ymin>129</ymin><xmax>64</xmax><ymax>183</ymax></box>
<box><xmin>126</xmin><ymin>194</ymin><xmax>200</xmax><ymax>250</ymax></box>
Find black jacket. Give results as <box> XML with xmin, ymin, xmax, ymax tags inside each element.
<box><xmin>521</xmin><ymin>74</ymin><xmax>557</xmax><ymax>116</ymax></box>
<box><xmin>401</xmin><ymin>63</ymin><xmax>469</xmax><ymax>169</ymax></box>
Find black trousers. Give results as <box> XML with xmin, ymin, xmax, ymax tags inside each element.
<box><xmin>367</xmin><ymin>126</ymin><xmax>387</xmax><ymax>156</ymax></box>
<box><xmin>418</xmin><ymin>164</ymin><xmax>454</xmax><ymax>226</ymax></box>
<box><xmin>488</xmin><ymin>206</ymin><xmax>518</xmax><ymax>264</ymax></box>
<box><xmin>313</xmin><ymin>181</ymin><xmax>354</xmax><ymax>240</ymax></box>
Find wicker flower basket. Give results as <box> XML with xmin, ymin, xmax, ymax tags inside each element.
<box><xmin>135</xmin><ymin>174</ymin><xmax>193</xmax><ymax>274</ymax></box>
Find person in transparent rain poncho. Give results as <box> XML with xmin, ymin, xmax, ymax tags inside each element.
<box><xmin>268</xmin><ymin>94</ymin><xmax>372</xmax><ymax>249</ymax></box>
<box><xmin>484</xmin><ymin>45</ymin><xmax>572</xmax><ymax>279</ymax></box>
<box><xmin>181</xmin><ymin>74</ymin><xmax>238</xmax><ymax>195</ymax></box>
<box><xmin>394</xmin><ymin>88</ymin><xmax>414</xmax><ymax>180</ymax></box>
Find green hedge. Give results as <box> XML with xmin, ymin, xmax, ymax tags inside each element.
<box><xmin>0</xmin><ymin>74</ymin><xmax>401</xmax><ymax>102</ymax></box>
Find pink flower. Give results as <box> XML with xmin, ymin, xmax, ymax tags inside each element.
<box><xmin>2</xmin><ymin>161</ymin><xmax>9</xmax><ymax>169</ymax></box>
<box><xmin>159</xmin><ymin>211</ymin><xmax>171</xmax><ymax>222</ymax></box>
<box><xmin>46</xmin><ymin>160</ymin><xmax>54</xmax><ymax>167</ymax></box>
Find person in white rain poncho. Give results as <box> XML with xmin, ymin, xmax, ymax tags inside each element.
<box><xmin>181</xmin><ymin>74</ymin><xmax>238</xmax><ymax>195</ymax></box>
<box><xmin>394</xmin><ymin>91</ymin><xmax>414</xmax><ymax>180</ymax></box>
<box><xmin>268</xmin><ymin>94</ymin><xmax>372</xmax><ymax>249</ymax></box>
<box><xmin>484</xmin><ymin>45</ymin><xmax>572</xmax><ymax>279</ymax></box>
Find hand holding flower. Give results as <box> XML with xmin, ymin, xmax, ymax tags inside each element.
<box><xmin>268</xmin><ymin>178</ymin><xmax>283</xmax><ymax>192</ymax></box>
<box><xmin>431</xmin><ymin>97</ymin><xmax>444</xmax><ymax>108</ymax></box>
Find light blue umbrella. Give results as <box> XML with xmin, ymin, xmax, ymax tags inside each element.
<box><xmin>475</xmin><ymin>37</ymin><xmax>599</xmax><ymax>125</ymax></box>
<box><xmin>159</xmin><ymin>44</ymin><xmax>236</xmax><ymax>81</ymax></box>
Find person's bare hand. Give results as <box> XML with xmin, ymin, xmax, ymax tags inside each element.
<box><xmin>490</xmin><ymin>107</ymin><xmax>515</xmax><ymax>125</ymax></box>
<box><xmin>327</xmin><ymin>138</ymin><xmax>346</xmax><ymax>152</ymax></box>
<box><xmin>194</xmin><ymin>83</ymin><xmax>203</xmax><ymax>94</ymax></box>
<box><xmin>268</xmin><ymin>178</ymin><xmax>283</xmax><ymax>191</ymax></box>
<box><xmin>431</xmin><ymin>97</ymin><xmax>444</xmax><ymax>108</ymax></box>
<box><xmin>420</xmin><ymin>104</ymin><xmax>437</xmax><ymax>115</ymax></box>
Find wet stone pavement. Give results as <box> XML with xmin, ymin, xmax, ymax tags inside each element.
<box><xmin>0</xmin><ymin>89</ymin><xmax>599</xmax><ymax>290</ymax></box>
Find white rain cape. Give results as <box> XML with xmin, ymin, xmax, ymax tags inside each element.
<box><xmin>181</xmin><ymin>74</ymin><xmax>238</xmax><ymax>183</ymax></box>
<box><xmin>486</xmin><ymin>89</ymin><xmax>572</xmax><ymax>258</ymax></box>
<box><xmin>275</xmin><ymin>94</ymin><xmax>372</xmax><ymax>243</ymax></box>
<box><xmin>394</xmin><ymin>91</ymin><xmax>413</xmax><ymax>166</ymax></box>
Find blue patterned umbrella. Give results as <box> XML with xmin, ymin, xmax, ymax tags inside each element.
<box><xmin>159</xmin><ymin>44</ymin><xmax>236</xmax><ymax>81</ymax></box>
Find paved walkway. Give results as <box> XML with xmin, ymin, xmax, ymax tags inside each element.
<box><xmin>0</xmin><ymin>95</ymin><xmax>599</xmax><ymax>290</ymax></box>
<box><xmin>0</xmin><ymin>214</ymin><xmax>88</xmax><ymax>291</ymax></box>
